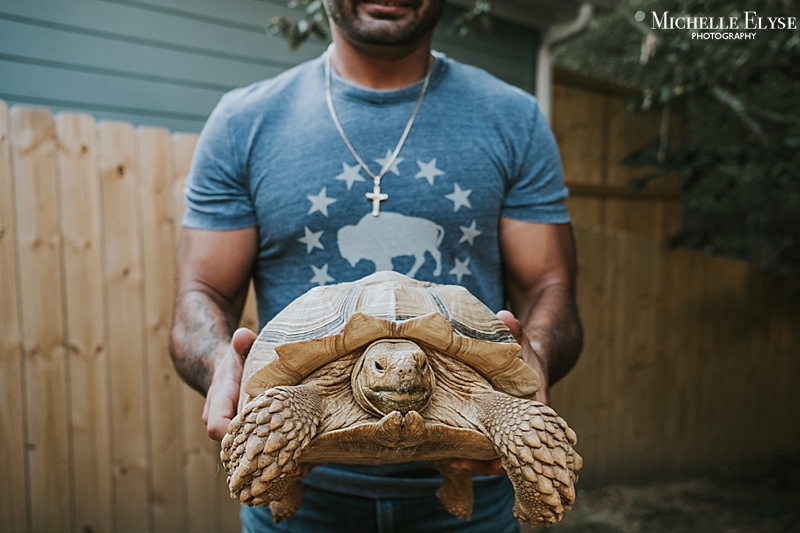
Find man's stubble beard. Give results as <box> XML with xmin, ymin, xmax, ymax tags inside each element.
<box><xmin>325</xmin><ymin>0</ymin><xmax>447</xmax><ymax>47</ymax></box>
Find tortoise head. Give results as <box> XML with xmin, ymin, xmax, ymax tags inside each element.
<box><xmin>352</xmin><ymin>339</ymin><xmax>435</xmax><ymax>416</ymax></box>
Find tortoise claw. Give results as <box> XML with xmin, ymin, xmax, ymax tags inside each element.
<box><xmin>374</xmin><ymin>410</ymin><xmax>428</xmax><ymax>447</ymax></box>
<box><xmin>401</xmin><ymin>410</ymin><xmax>427</xmax><ymax>446</ymax></box>
<box><xmin>374</xmin><ymin>411</ymin><xmax>404</xmax><ymax>445</ymax></box>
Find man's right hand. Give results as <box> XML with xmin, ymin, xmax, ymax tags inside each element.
<box><xmin>170</xmin><ymin>226</ymin><xmax>258</xmax><ymax>439</ymax></box>
<box><xmin>202</xmin><ymin>327</ymin><xmax>257</xmax><ymax>440</ymax></box>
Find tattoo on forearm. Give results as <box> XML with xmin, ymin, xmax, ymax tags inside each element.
<box><xmin>170</xmin><ymin>292</ymin><xmax>235</xmax><ymax>394</ymax></box>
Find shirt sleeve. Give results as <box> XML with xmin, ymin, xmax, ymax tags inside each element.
<box><xmin>182</xmin><ymin>90</ymin><xmax>258</xmax><ymax>230</ymax></box>
<box><xmin>500</xmin><ymin>100</ymin><xmax>570</xmax><ymax>224</ymax></box>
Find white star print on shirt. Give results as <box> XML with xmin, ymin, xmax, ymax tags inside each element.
<box><xmin>449</xmin><ymin>257</ymin><xmax>472</xmax><ymax>282</ymax></box>
<box><xmin>298</xmin><ymin>226</ymin><xmax>324</xmax><ymax>253</ymax></box>
<box><xmin>375</xmin><ymin>149</ymin><xmax>403</xmax><ymax>176</ymax></box>
<box><xmin>458</xmin><ymin>220</ymin><xmax>482</xmax><ymax>246</ymax></box>
<box><xmin>414</xmin><ymin>158</ymin><xmax>444</xmax><ymax>186</ymax></box>
<box><xmin>335</xmin><ymin>162</ymin><xmax>366</xmax><ymax>190</ymax></box>
<box><xmin>445</xmin><ymin>183</ymin><xmax>472</xmax><ymax>212</ymax></box>
<box><xmin>307</xmin><ymin>187</ymin><xmax>337</xmax><ymax>216</ymax></box>
<box><xmin>310</xmin><ymin>263</ymin><xmax>334</xmax><ymax>286</ymax></box>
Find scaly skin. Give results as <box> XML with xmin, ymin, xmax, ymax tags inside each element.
<box><xmin>476</xmin><ymin>392</ymin><xmax>582</xmax><ymax>527</ymax></box>
<box><xmin>221</xmin><ymin>385</ymin><xmax>323</xmax><ymax>507</ymax></box>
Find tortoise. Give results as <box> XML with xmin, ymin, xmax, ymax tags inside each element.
<box><xmin>221</xmin><ymin>271</ymin><xmax>582</xmax><ymax>527</ymax></box>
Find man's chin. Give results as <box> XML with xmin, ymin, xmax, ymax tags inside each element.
<box><xmin>346</xmin><ymin>20</ymin><xmax>419</xmax><ymax>47</ymax></box>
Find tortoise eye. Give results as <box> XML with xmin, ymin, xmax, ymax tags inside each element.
<box><xmin>374</xmin><ymin>361</ymin><xmax>384</xmax><ymax>371</ymax></box>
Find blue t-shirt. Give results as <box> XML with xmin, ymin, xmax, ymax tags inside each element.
<box><xmin>183</xmin><ymin>51</ymin><xmax>569</xmax><ymax>498</ymax></box>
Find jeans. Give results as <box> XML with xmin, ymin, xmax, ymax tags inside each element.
<box><xmin>241</xmin><ymin>477</ymin><xmax>519</xmax><ymax>533</ymax></box>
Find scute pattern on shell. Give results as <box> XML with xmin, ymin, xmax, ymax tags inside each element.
<box><xmin>240</xmin><ymin>271</ymin><xmax>540</xmax><ymax>404</ymax></box>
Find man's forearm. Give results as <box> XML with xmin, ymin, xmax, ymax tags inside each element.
<box><xmin>511</xmin><ymin>284</ymin><xmax>583</xmax><ymax>386</ymax></box>
<box><xmin>169</xmin><ymin>290</ymin><xmax>239</xmax><ymax>394</ymax></box>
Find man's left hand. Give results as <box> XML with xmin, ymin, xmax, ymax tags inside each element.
<box><xmin>496</xmin><ymin>309</ymin><xmax>550</xmax><ymax>405</ymax></box>
<box><xmin>450</xmin><ymin>309</ymin><xmax>549</xmax><ymax>475</ymax></box>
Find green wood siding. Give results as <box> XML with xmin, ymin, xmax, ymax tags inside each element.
<box><xmin>0</xmin><ymin>0</ymin><xmax>539</xmax><ymax>132</ymax></box>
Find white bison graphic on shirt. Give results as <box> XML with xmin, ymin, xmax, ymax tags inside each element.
<box><xmin>337</xmin><ymin>212</ymin><xmax>444</xmax><ymax>278</ymax></box>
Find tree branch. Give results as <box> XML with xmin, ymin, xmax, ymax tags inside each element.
<box><xmin>749</xmin><ymin>107</ymin><xmax>800</xmax><ymax>125</ymax></box>
<box><xmin>615</xmin><ymin>5</ymin><xmax>660</xmax><ymax>64</ymax></box>
<box><xmin>710</xmin><ymin>86</ymin><xmax>769</xmax><ymax>146</ymax></box>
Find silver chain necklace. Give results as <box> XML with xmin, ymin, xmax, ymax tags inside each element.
<box><xmin>325</xmin><ymin>46</ymin><xmax>435</xmax><ymax>216</ymax></box>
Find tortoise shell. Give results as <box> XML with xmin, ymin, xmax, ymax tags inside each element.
<box><xmin>240</xmin><ymin>270</ymin><xmax>540</xmax><ymax>406</ymax></box>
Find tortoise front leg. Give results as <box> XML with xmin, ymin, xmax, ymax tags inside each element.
<box><xmin>221</xmin><ymin>385</ymin><xmax>323</xmax><ymax>512</ymax></box>
<box><xmin>476</xmin><ymin>393</ymin><xmax>582</xmax><ymax>527</ymax></box>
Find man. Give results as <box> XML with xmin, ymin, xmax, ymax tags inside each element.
<box><xmin>169</xmin><ymin>0</ymin><xmax>582</xmax><ymax>531</ymax></box>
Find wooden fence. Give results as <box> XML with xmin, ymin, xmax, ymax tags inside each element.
<box><xmin>0</xmin><ymin>100</ymin><xmax>250</xmax><ymax>533</ymax></box>
<box><xmin>553</xmin><ymin>68</ymin><xmax>684</xmax><ymax>242</ymax></box>
<box><xmin>1</xmin><ymin>99</ymin><xmax>798</xmax><ymax>533</ymax></box>
<box><xmin>556</xmin><ymin>226</ymin><xmax>799</xmax><ymax>487</ymax></box>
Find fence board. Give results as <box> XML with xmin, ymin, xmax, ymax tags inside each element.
<box><xmin>621</xmin><ymin>228</ymin><xmax>656</xmax><ymax>473</ymax></box>
<box><xmin>684</xmin><ymin>249</ymin><xmax>702</xmax><ymax>466</ymax></box>
<box><xmin>708</xmin><ymin>261</ymin><xmax>749</xmax><ymax>462</ymax></box>
<box><xmin>594</xmin><ymin>227</ymin><xmax>625</xmax><ymax>484</ymax></box>
<box><xmin>603</xmin><ymin>97</ymin><xmax>636</xmax><ymax>188</ymax></box>
<box><xmin>98</xmin><ymin>121</ymin><xmax>152</xmax><ymax>532</ymax></box>
<box><xmin>170</xmin><ymin>133</ymin><xmax>192</xmax><ymax>530</ymax></box>
<box><xmin>554</xmin><ymin>84</ymin><xmax>606</xmax><ymax>228</ymax></box>
<box><xmin>0</xmin><ymin>97</ymin><xmax>28</xmax><ymax>533</ymax></box>
<box><xmin>170</xmin><ymin>134</ymin><xmax>195</xmax><ymax>245</ymax></box>
<box><xmin>553</xmin><ymin>84</ymin><xmax>607</xmax><ymax>186</ymax></box>
<box><xmin>9</xmin><ymin>105</ymin><xmax>73</xmax><ymax>532</ymax></box>
<box><xmin>170</xmin><ymin>132</ymin><xmax>223</xmax><ymax>533</ymax></box>
<box><xmin>55</xmin><ymin>112</ymin><xmax>113</xmax><ymax>533</ymax></box>
<box><xmin>138</xmin><ymin>127</ymin><xmax>184</xmax><ymax>533</ymax></box>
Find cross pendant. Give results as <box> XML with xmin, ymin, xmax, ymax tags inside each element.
<box><xmin>366</xmin><ymin>184</ymin><xmax>388</xmax><ymax>217</ymax></box>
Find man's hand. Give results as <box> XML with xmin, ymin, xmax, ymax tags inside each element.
<box><xmin>450</xmin><ymin>309</ymin><xmax>550</xmax><ymax>475</ymax></box>
<box><xmin>202</xmin><ymin>328</ymin><xmax>257</xmax><ymax>441</ymax></box>
<box><xmin>496</xmin><ymin>310</ymin><xmax>550</xmax><ymax>406</ymax></box>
